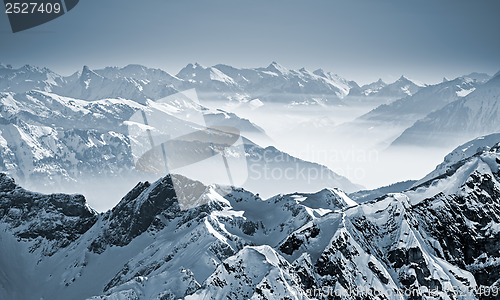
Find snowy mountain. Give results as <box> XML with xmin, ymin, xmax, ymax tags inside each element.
<box><xmin>3</xmin><ymin>62</ymin><xmax>438</xmax><ymax>107</ymax></box>
<box><xmin>0</xmin><ymin>173</ymin><xmax>357</xmax><ymax>299</ymax></box>
<box><xmin>348</xmin><ymin>180</ymin><xmax>416</xmax><ymax>203</ymax></box>
<box><xmin>1</xmin><ymin>62</ymin><xmax>360</xmax><ymax>105</ymax></box>
<box><xmin>0</xmin><ymin>64</ymin><xmax>65</xmax><ymax>93</ymax></box>
<box><xmin>411</xmin><ymin>133</ymin><xmax>500</xmax><ymax>187</ymax></box>
<box><xmin>1</xmin><ymin>134</ymin><xmax>499</xmax><ymax>299</ymax></box>
<box><xmin>57</xmin><ymin>65</ymin><xmax>180</xmax><ymax>103</ymax></box>
<box><xmin>360</xmin><ymin>74</ymin><xmax>488</xmax><ymax>126</ymax></box>
<box><xmin>333</xmin><ymin>73</ymin><xmax>491</xmax><ymax>148</ymax></box>
<box><xmin>348</xmin><ymin>78</ymin><xmax>387</xmax><ymax>97</ymax></box>
<box><xmin>0</xmin><ymin>90</ymin><xmax>358</xmax><ymax>205</ymax></box>
<box><xmin>243</xmin><ymin>141</ymin><xmax>362</xmax><ymax>196</ymax></box>
<box><xmin>391</xmin><ymin>71</ymin><xmax>500</xmax><ymax>148</ymax></box>
<box><xmin>177</xmin><ymin>62</ymin><xmax>354</xmax><ymax>104</ymax></box>
<box><xmin>347</xmin><ymin>76</ymin><xmax>425</xmax><ymax>99</ymax></box>
<box><xmin>176</xmin><ymin>63</ymin><xmax>240</xmax><ymax>93</ymax></box>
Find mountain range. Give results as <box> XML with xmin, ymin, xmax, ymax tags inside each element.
<box><xmin>348</xmin><ymin>75</ymin><xmax>425</xmax><ymax>99</ymax></box>
<box><xmin>332</xmin><ymin>72</ymin><xmax>492</xmax><ymax>149</ymax></box>
<box><xmin>1</xmin><ymin>61</ymin><xmax>499</xmax><ymax>299</ymax></box>
<box><xmin>0</xmin><ymin>89</ymin><xmax>360</xmax><ymax>209</ymax></box>
<box><xmin>0</xmin><ymin>62</ymin><xmax>427</xmax><ymax>105</ymax></box>
<box><xmin>0</xmin><ymin>133</ymin><xmax>499</xmax><ymax>299</ymax></box>
<box><xmin>391</xmin><ymin>71</ymin><xmax>500</xmax><ymax>148</ymax></box>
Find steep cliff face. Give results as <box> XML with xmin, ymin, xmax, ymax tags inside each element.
<box><xmin>0</xmin><ymin>173</ymin><xmax>97</xmax><ymax>255</ymax></box>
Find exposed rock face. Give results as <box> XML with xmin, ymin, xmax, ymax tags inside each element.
<box><xmin>0</xmin><ymin>173</ymin><xmax>97</xmax><ymax>255</ymax></box>
<box><xmin>0</xmin><ymin>136</ymin><xmax>499</xmax><ymax>299</ymax></box>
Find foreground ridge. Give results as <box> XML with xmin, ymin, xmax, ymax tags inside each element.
<box><xmin>0</xmin><ymin>135</ymin><xmax>499</xmax><ymax>299</ymax></box>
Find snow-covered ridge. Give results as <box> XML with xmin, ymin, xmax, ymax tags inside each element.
<box><xmin>413</xmin><ymin>133</ymin><xmax>500</xmax><ymax>187</ymax></box>
<box><xmin>0</xmin><ymin>134</ymin><xmax>499</xmax><ymax>299</ymax></box>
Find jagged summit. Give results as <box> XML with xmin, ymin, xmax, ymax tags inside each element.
<box><xmin>397</xmin><ymin>75</ymin><xmax>408</xmax><ymax>81</ymax></box>
<box><xmin>265</xmin><ymin>61</ymin><xmax>289</xmax><ymax>74</ymax></box>
<box><xmin>80</xmin><ymin>65</ymin><xmax>101</xmax><ymax>79</ymax></box>
<box><xmin>394</xmin><ymin>75</ymin><xmax>425</xmax><ymax>87</ymax></box>
<box><xmin>312</xmin><ymin>68</ymin><xmax>325</xmax><ymax>75</ymax></box>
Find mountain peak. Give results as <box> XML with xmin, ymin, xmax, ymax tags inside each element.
<box><xmin>176</xmin><ymin>63</ymin><xmax>207</xmax><ymax>79</ymax></box>
<box><xmin>461</xmin><ymin>72</ymin><xmax>491</xmax><ymax>83</ymax></box>
<box><xmin>482</xmin><ymin>69</ymin><xmax>500</xmax><ymax>86</ymax></box>
<box><xmin>393</xmin><ymin>75</ymin><xmax>425</xmax><ymax>87</ymax></box>
<box><xmin>314</xmin><ymin>68</ymin><xmax>324</xmax><ymax>73</ymax></box>
<box><xmin>266</xmin><ymin>61</ymin><xmax>288</xmax><ymax>74</ymax></box>
<box><xmin>298</xmin><ymin>188</ymin><xmax>358</xmax><ymax>210</ymax></box>
<box><xmin>194</xmin><ymin>62</ymin><xmax>203</xmax><ymax>68</ymax></box>
<box><xmin>493</xmin><ymin>69</ymin><xmax>500</xmax><ymax>79</ymax></box>
<box><xmin>397</xmin><ymin>75</ymin><xmax>410</xmax><ymax>82</ymax></box>
<box><xmin>80</xmin><ymin>65</ymin><xmax>101</xmax><ymax>79</ymax></box>
<box><xmin>122</xmin><ymin>64</ymin><xmax>147</xmax><ymax>72</ymax></box>
<box><xmin>183</xmin><ymin>62</ymin><xmax>205</xmax><ymax>70</ymax></box>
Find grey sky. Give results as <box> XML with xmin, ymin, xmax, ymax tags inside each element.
<box><xmin>1</xmin><ymin>0</ymin><xmax>499</xmax><ymax>84</ymax></box>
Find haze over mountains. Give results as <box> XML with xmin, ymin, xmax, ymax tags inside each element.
<box><xmin>0</xmin><ymin>90</ymin><xmax>361</xmax><ymax>211</ymax></box>
<box><xmin>1</xmin><ymin>61</ymin><xmax>499</xmax><ymax>199</ymax></box>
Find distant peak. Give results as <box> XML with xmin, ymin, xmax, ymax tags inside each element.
<box><xmin>313</xmin><ymin>68</ymin><xmax>327</xmax><ymax>77</ymax></box>
<box><xmin>443</xmin><ymin>77</ymin><xmax>449</xmax><ymax>83</ymax></box>
<box><xmin>123</xmin><ymin>64</ymin><xmax>147</xmax><ymax>70</ymax></box>
<box><xmin>487</xmin><ymin>69</ymin><xmax>500</xmax><ymax>85</ymax></box>
<box><xmin>80</xmin><ymin>65</ymin><xmax>100</xmax><ymax>79</ymax></box>
<box><xmin>266</xmin><ymin>61</ymin><xmax>288</xmax><ymax>74</ymax></box>
<box><xmin>21</xmin><ymin>64</ymin><xmax>40</xmax><ymax>72</ymax></box>
<box><xmin>193</xmin><ymin>62</ymin><xmax>205</xmax><ymax>69</ymax></box>
<box><xmin>0</xmin><ymin>63</ymin><xmax>14</xmax><ymax>70</ymax></box>
<box><xmin>395</xmin><ymin>75</ymin><xmax>426</xmax><ymax>87</ymax></box>
<box><xmin>492</xmin><ymin>70</ymin><xmax>500</xmax><ymax>79</ymax></box>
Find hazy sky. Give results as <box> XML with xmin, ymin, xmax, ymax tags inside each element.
<box><xmin>1</xmin><ymin>0</ymin><xmax>499</xmax><ymax>84</ymax></box>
